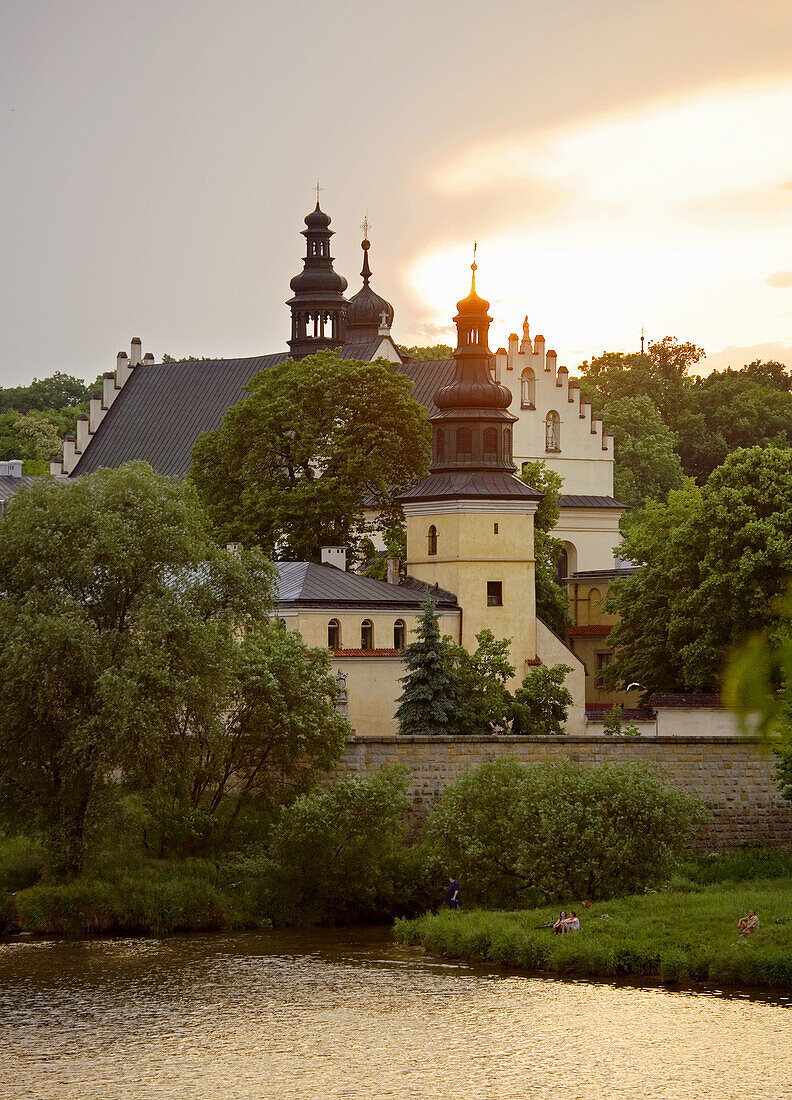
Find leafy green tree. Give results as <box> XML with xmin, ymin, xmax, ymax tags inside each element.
<box><xmin>395</xmin><ymin>599</ymin><xmax>458</xmax><ymax>736</ymax></box>
<box><xmin>578</xmin><ymin>337</ymin><xmax>705</xmax><ymax>423</ymax></box>
<box><xmin>519</xmin><ymin>459</ymin><xmax>570</xmax><ymax>634</ymax></box>
<box><xmin>604</xmin><ymin>447</ymin><xmax>792</xmax><ymax>694</ymax></box>
<box><xmin>191</xmin><ymin>350</ymin><xmax>431</xmax><ymax>561</ymax></box>
<box><xmin>601</xmin><ymin>395</ymin><xmax>685</xmax><ymax>510</ymax></box>
<box><xmin>447</xmin><ymin>630</ymin><xmax>515</xmax><ymax>736</ymax></box>
<box><xmin>0</xmin><ymin>372</ymin><xmax>89</xmax><ymax>414</ymax></box>
<box><xmin>260</xmin><ymin>766</ymin><xmax>419</xmax><ymax>924</ymax></box>
<box><xmin>136</xmin><ymin>622</ymin><xmax>349</xmax><ymax>858</ymax></box>
<box><xmin>511</xmin><ymin>664</ymin><xmax>573</xmax><ymax>735</ymax></box>
<box><xmin>425</xmin><ymin>757</ymin><xmax>707</xmax><ymax>905</ymax></box>
<box><xmin>0</xmin><ymin>463</ymin><xmax>275</xmax><ymax>872</ymax></box>
<box><xmin>741</xmin><ymin>360</ymin><xmax>790</xmax><ymax>392</ymax></box>
<box><xmin>397</xmin><ymin>344</ymin><xmax>454</xmax><ymax>361</ymax></box>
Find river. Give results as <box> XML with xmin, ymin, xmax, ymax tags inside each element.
<box><xmin>1</xmin><ymin>927</ymin><xmax>790</xmax><ymax>1099</ymax></box>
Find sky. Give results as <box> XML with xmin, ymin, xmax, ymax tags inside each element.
<box><xmin>1</xmin><ymin>0</ymin><xmax>791</xmax><ymax>386</ymax></box>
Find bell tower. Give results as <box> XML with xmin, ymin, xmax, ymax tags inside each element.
<box><xmin>286</xmin><ymin>198</ymin><xmax>349</xmax><ymax>360</ymax></box>
<box><xmin>399</xmin><ymin>257</ymin><xmax>544</xmax><ymax>684</ymax></box>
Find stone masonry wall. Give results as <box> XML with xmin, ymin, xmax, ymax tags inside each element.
<box><xmin>335</xmin><ymin>736</ymin><xmax>792</xmax><ymax>849</ymax></box>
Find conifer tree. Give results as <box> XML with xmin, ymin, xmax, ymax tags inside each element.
<box><xmin>395</xmin><ymin>598</ymin><xmax>458</xmax><ymax>736</ymax></box>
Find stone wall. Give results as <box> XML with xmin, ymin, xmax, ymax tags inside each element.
<box><xmin>336</xmin><ymin>735</ymin><xmax>792</xmax><ymax>849</ymax></box>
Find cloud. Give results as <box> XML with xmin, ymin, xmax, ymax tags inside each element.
<box><xmin>767</xmin><ymin>271</ymin><xmax>792</xmax><ymax>288</ymax></box>
<box><xmin>700</xmin><ymin>342</ymin><xmax>792</xmax><ymax>374</ymax></box>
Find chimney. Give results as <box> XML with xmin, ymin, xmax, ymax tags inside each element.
<box><xmin>63</xmin><ymin>435</ymin><xmax>76</xmax><ymax>472</ymax></box>
<box><xmin>50</xmin><ymin>455</ymin><xmax>64</xmax><ymax>476</ymax></box>
<box><xmin>507</xmin><ymin>332</ymin><xmax>518</xmax><ymax>371</ymax></box>
<box><xmin>89</xmin><ymin>393</ymin><xmax>104</xmax><ymax>433</ymax></box>
<box><xmin>130</xmin><ymin>337</ymin><xmax>143</xmax><ymax>367</ymax></box>
<box><xmin>0</xmin><ymin>461</ymin><xmax>8</xmax><ymax>476</ymax></box>
<box><xmin>116</xmin><ymin>351</ymin><xmax>131</xmax><ymax>389</ymax></box>
<box><xmin>387</xmin><ymin>557</ymin><xmax>400</xmax><ymax>585</ymax></box>
<box><xmin>142</xmin><ymin>352</ymin><xmax>155</xmax><ymax>364</ymax></box>
<box><xmin>321</xmin><ymin>546</ymin><xmax>347</xmax><ymax>571</ymax></box>
<box><xmin>7</xmin><ymin>460</ymin><xmax>23</xmax><ymax>478</ymax></box>
<box><xmin>102</xmin><ymin>372</ymin><xmax>117</xmax><ymax>410</ymax></box>
<box><xmin>226</xmin><ymin>542</ymin><xmax>242</xmax><ymax>556</ymax></box>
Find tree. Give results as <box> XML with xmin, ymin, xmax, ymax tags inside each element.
<box><xmin>578</xmin><ymin>337</ymin><xmax>705</xmax><ymax>423</ymax></box>
<box><xmin>0</xmin><ymin>372</ymin><xmax>89</xmax><ymax>414</ymax></box>
<box><xmin>0</xmin><ymin>463</ymin><xmax>277</xmax><ymax>872</ymax></box>
<box><xmin>261</xmin><ymin>766</ymin><xmax>415</xmax><ymax>924</ymax></box>
<box><xmin>601</xmin><ymin>395</ymin><xmax>685</xmax><ymax>511</ymax></box>
<box><xmin>397</xmin><ymin>344</ymin><xmax>453</xmax><ymax>361</ymax></box>
<box><xmin>191</xmin><ymin>350</ymin><xmax>431</xmax><ymax>560</ymax></box>
<box><xmin>511</xmin><ymin>664</ymin><xmax>573</xmax><ymax>735</ymax></box>
<box><xmin>741</xmin><ymin>360</ymin><xmax>790</xmax><ymax>392</ymax></box>
<box><xmin>425</xmin><ymin>757</ymin><xmax>707</xmax><ymax>906</ymax></box>
<box><xmin>395</xmin><ymin>599</ymin><xmax>458</xmax><ymax>736</ymax></box>
<box><xmin>604</xmin><ymin>447</ymin><xmax>792</xmax><ymax>693</ymax></box>
<box><xmin>519</xmin><ymin>459</ymin><xmax>570</xmax><ymax>634</ymax></box>
<box><xmin>447</xmin><ymin>629</ymin><xmax>515</xmax><ymax>736</ymax></box>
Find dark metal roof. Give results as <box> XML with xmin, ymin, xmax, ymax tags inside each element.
<box><xmin>399</xmin><ymin>470</ymin><xmax>543</xmax><ymax>503</ymax></box>
<box><xmin>275</xmin><ymin>562</ymin><xmax>460</xmax><ymax>610</ymax></box>
<box><xmin>396</xmin><ymin>359</ymin><xmax>456</xmax><ymax>414</ymax></box>
<box><xmin>567</xmin><ymin>567</ymin><xmax>637</xmax><ymax>581</ymax></box>
<box><xmin>0</xmin><ymin>475</ymin><xmax>40</xmax><ymax>503</ymax></box>
<box><xmin>559</xmin><ymin>495</ymin><xmax>625</xmax><ymax>509</ymax></box>
<box><xmin>338</xmin><ymin>340</ymin><xmax>382</xmax><ymax>361</ymax></box>
<box><xmin>71</xmin><ymin>354</ymin><xmax>289</xmax><ymax>478</ymax></box>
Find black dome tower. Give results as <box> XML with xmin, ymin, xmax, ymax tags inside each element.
<box><xmin>287</xmin><ymin>200</ymin><xmax>349</xmax><ymax>360</ymax></box>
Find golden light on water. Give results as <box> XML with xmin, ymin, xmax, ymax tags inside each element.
<box><xmin>408</xmin><ymin>82</ymin><xmax>792</xmax><ymax>365</ymax></box>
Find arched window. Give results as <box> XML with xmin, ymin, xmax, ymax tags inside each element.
<box><xmin>521</xmin><ymin>367</ymin><xmax>536</xmax><ymax>408</ymax></box>
<box><xmin>504</xmin><ymin>428</ymin><xmax>512</xmax><ymax>462</ymax></box>
<box><xmin>428</xmin><ymin>524</ymin><xmax>438</xmax><ymax>556</ymax></box>
<box><xmin>327</xmin><ymin>619</ymin><xmax>340</xmax><ymax>649</ymax></box>
<box><xmin>545</xmin><ymin>410</ymin><xmax>561</xmax><ymax>451</ymax></box>
<box><xmin>361</xmin><ymin>619</ymin><xmax>373</xmax><ymax>650</ymax></box>
<box><xmin>436</xmin><ymin>429</ymin><xmax>445</xmax><ymax>462</ymax></box>
<box><xmin>556</xmin><ymin>547</ymin><xmax>568</xmax><ymax>585</ymax></box>
<box><xmin>483</xmin><ymin>427</ymin><xmax>498</xmax><ymax>457</ymax></box>
<box><xmin>456</xmin><ymin>427</ymin><xmax>472</xmax><ymax>456</ymax></box>
<box><xmin>394</xmin><ymin>619</ymin><xmax>406</xmax><ymax>651</ymax></box>
<box><xmin>588</xmin><ymin>588</ymin><xmax>602</xmax><ymax>626</ymax></box>
<box><xmin>279</xmin><ymin>617</ymin><xmax>287</xmax><ymax>629</ymax></box>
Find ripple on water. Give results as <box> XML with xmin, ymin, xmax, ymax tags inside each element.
<box><xmin>0</xmin><ymin>928</ymin><xmax>790</xmax><ymax>1100</ymax></box>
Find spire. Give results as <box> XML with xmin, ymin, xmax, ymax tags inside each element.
<box><xmin>346</xmin><ymin>218</ymin><xmax>395</xmax><ymax>340</ymax></box>
<box><xmin>286</xmin><ymin>196</ymin><xmax>349</xmax><ymax>360</ymax></box>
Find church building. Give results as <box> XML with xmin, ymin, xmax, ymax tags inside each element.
<box><xmin>50</xmin><ymin>200</ymin><xmax>632</xmax><ymax>732</ymax></box>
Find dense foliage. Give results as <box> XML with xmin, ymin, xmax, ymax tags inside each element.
<box><xmin>0</xmin><ymin>463</ymin><xmax>347</xmax><ymax>872</ymax></box>
<box><xmin>603</xmin><ymin>447</ymin><xmax>792</xmax><ymax>693</ymax></box>
<box><xmin>511</xmin><ymin>664</ymin><xmax>574</xmax><ymax>735</ymax></box>
<box><xmin>519</xmin><ymin>459</ymin><xmax>571</xmax><ymax>634</ymax></box>
<box><xmin>191</xmin><ymin>350</ymin><xmax>431</xmax><ymax>560</ymax></box>
<box><xmin>425</xmin><ymin>757</ymin><xmax>707</xmax><ymax>905</ymax></box>
<box><xmin>395</xmin><ymin>599</ymin><xmax>459</xmax><ymax>736</ymax></box>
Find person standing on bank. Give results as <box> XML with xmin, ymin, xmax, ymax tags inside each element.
<box><xmin>447</xmin><ymin>877</ymin><xmax>460</xmax><ymax>910</ymax></box>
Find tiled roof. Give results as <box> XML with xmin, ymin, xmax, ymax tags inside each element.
<box><xmin>559</xmin><ymin>495</ymin><xmax>626</xmax><ymax>509</ymax></box>
<box><xmin>338</xmin><ymin>340</ymin><xmax>382</xmax><ymax>361</ymax></box>
<box><xmin>71</xmin><ymin>354</ymin><xmax>289</xmax><ymax>477</ymax></box>
<box><xmin>275</xmin><ymin>561</ymin><xmax>460</xmax><ymax>610</ymax></box>
<box><xmin>331</xmin><ymin>648</ymin><xmax>400</xmax><ymax>657</ymax></box>
<box><xmin>399</xmin><ymin>470</ymin><xmax>543</xmax><ymax>503</ymax></box>
<box><xmin>568</xmin><ymin>624</ymin><xmax>613</xmax><ymax>637</ymax></box>
<box><xmin>0</xmin><ymin>475</ymin><xmax>40</xmax><ymax>503</ymax></box>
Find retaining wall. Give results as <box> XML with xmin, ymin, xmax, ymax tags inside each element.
<box><xmin>336</xmin><ymin>735</ymin><xmax>792</xmax><ymax>848</ymax></box>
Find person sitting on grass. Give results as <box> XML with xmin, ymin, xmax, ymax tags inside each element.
<box><xmin>552</xmin><ymin>910</ymin><xmax>568</xmax><ymax>934</ymax></box>
<box><xmin>566</xmin><ymin>911</ymin><xmax>580</xmax><ymax>932</ymax></box>
<box><xmin>738</xmin><ymin>909</ymin><xmax>759</xmax><ymax>935</ymax></box>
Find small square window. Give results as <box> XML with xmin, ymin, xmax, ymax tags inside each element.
<box><xmin>493</xmin><ymin>523</ymin><xmax>499</xmax><ymax>534</ymax></box>
<box><xmin>487</xmin><ymin>581</ymin><xmax>503</xmax><ymax>606</ymax></box>
<box><xmin>595</xmin><ymin>651</ymin><xmax>613</xmax><ymax>670</ymax></box>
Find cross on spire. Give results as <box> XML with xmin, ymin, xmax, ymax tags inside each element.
<box><xmin>315</xmin><ymin>181</ymin><xmax>323</xmax><ymax>205</ymax></box>
<box><xmin>360</xmin><ymin>214</ymin><xmax>371</xmax><ymax>239</ymax></box>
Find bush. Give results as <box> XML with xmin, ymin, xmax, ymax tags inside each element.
<box><xmin>511</xmin><ymin>665</ymin><xmax>573</xmax><ymax>735</ymax></box>
<box><xmin>425</xmin><ymin>756</ymin><xmax>709</xmax><ymax>905</ymax></box>
<box><xmin>0</xmin><ymin>834</ymin><xmax>46</xmax><ymax>892</ymax></box>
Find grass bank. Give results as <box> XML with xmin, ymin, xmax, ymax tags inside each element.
<box><xmin>394</xmin><ymin>878</ymin><xmax>792</xmax><ymax>991</ymax></box>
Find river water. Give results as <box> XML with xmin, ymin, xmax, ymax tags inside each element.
<box><xmin>1</xmin><ymin>927</ymin><xmax>791</xmax><ymax>1099</ymax></box>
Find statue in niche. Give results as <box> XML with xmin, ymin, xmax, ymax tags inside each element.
<box><xmin>334</xmin><ymin>669</ymin><xmax>349</xmax><ymax>716</ymax></box>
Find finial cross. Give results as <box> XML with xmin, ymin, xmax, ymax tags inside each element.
<box><xmin>360</xmin><ymin>214</ymin><xmax>371</xmax><ymax>238</ymax></box>
<box><xmin>315</xmin><ymin>181</ymin><xmax>323</xmax><ymax>204</ymax></box>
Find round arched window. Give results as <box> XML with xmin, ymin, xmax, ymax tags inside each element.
<box><xmin>361</xmin><ymin>619</ymin><xmax>374</xmax><ymax>650</ymax></box>
<box><xmin>327</xmin><ymin>619</ymin><xmax>341</xmax><ymax>649</ymax></box>
<box><xmin>394</xmin><ymin>619</ymin><xmax>406</xmax><ymax>651</ymax></box>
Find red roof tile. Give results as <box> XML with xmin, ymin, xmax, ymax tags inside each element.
<box><xmin>331</xmin><ymin>648</ymin><xmax>401</xmax><ymax>657</ymax></box>
<box><xmin>568</xmin><ymin>625</ymin><xmax>612</xmax><ymax>637</ymax></box>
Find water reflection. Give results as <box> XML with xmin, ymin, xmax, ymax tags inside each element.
<box><xmin>1</xmin><ymin>928</ymin><xmax>790</xmax><ymax>1099</ymax></box>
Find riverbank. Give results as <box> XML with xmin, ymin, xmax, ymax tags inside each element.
<box><xmin>394</xmin><ymin>879</ymin><xmax>792</xmax><ymax>990</ymax></box>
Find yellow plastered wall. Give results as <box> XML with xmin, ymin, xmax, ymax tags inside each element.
<box><xmin>405</xmin><ymin>508</ymin><xmax>537</xmax><ymax>688</ymax></box>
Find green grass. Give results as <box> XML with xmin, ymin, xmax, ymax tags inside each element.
<box><xmin>394</xmin><ymin>878</ymin><xmax>792</xmax><ymax>991</ymax></box>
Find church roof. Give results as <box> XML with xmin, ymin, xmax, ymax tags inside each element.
<box><xmin>399</xmin><ymin>470</ymin><xmax>543</xmax><ymax>503</ymax></box>
<box><xmin>70</xmin><ymin>348</ymin><xmax>453</xmax><ymax>479</ymax></box>
<box><xmin>275</xmin><ymin>561</ymin><xmax>460</xmax><ymax>610</ymax></box>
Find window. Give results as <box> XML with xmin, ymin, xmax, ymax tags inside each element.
<box><xmin>521</xmin><ymin>367</ymin><xmax>536</xmax><ymax>408</ymax></box>
<box><xmin>545</xmin><ymin>410</ymin><xmax>561</xmax><ymax>451</ymax></box>
<box><xmin>278</xmin><ymin>618</ymin><xmax>287</xmax><ymax>629</ymax></box>
<box><xmin>487</xmin><ymin>581</ymin><xmax>503</xmax><ymax>606</ymax></box>
<box><xmin>556</xmin><ymin>546</ymin><xmax>568</xmax><ymax>584</ymax></box>
<box><xmin>456</xmin><ymin>427</ymin><xmax>472</xmax><ymax>456</ymax></box>
<box><xmin>361</xmin><ymin>619</ymin><xmax>373</xmax><ymax>650</ymax></box>
<box><xmin>588</xmin><ymin>587</ymin><xmax>602</xmax><ymax>625</ymax></box>
<box><xmin>327</xmin><ymin>618</ymin><xmax>340</xmax><ymax>649</ymax></box>
<box><xmin>483</xmin><ymin>427</ymin><xmax>497</xmax><ymax>457</ymax></box>
<box><xmin>436</xmin><ymin>429</ymin><xmax>445</xmax><ymax>462</ymax></box>
<box><xmin>595</xmin><ymin>651</ymin><xmax>613</xmax><ymax>670</ymax></box>
<box><xmin>394</xmin><ymin>619</ymin><xmax>406</xmax><ymax>651</ymax></box>
<box><xmin>504</xmin><ymin>428</ymin><xmax>512</xmax><ymax>462</ymax></box>
<box><xmin>428</xmin><ymin>524</ymin><xmax>438</xmax><ymax>556</ymax></box>
<box><xmin>493</xmin><ymin>522</ymin><xmax>499</xmax><ymax>534</ymax></box>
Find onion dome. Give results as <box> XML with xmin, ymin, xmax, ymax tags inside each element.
<box><xmin>346</xmin><ymin>236</ymin><xmax>395</xmax><ymax>339</ymax></box>
<box><xmin>287</xmin><ymin>199</ymin><xmax>349</xmax><ymax>360</ymax></box>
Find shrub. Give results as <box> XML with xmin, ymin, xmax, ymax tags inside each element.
<box><xmin>0</xmin><ymin>834</ymin><xmax>46</xmax><ymax>892</ymax></box>
<box><xmin>425</xmin><ymin>756</ymin><xmax>709</xmax><ymax>905</ymax></box>
<box><xmin>511</xmin><ymin>665</ymin><xmax>573</xmax><ymax>735</ymax></box>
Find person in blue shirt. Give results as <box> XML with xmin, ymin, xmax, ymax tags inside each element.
<box><xmin>447</xmin><ymin>877</ymin><xmax>459</xmax><ymax>910</ymax></box>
